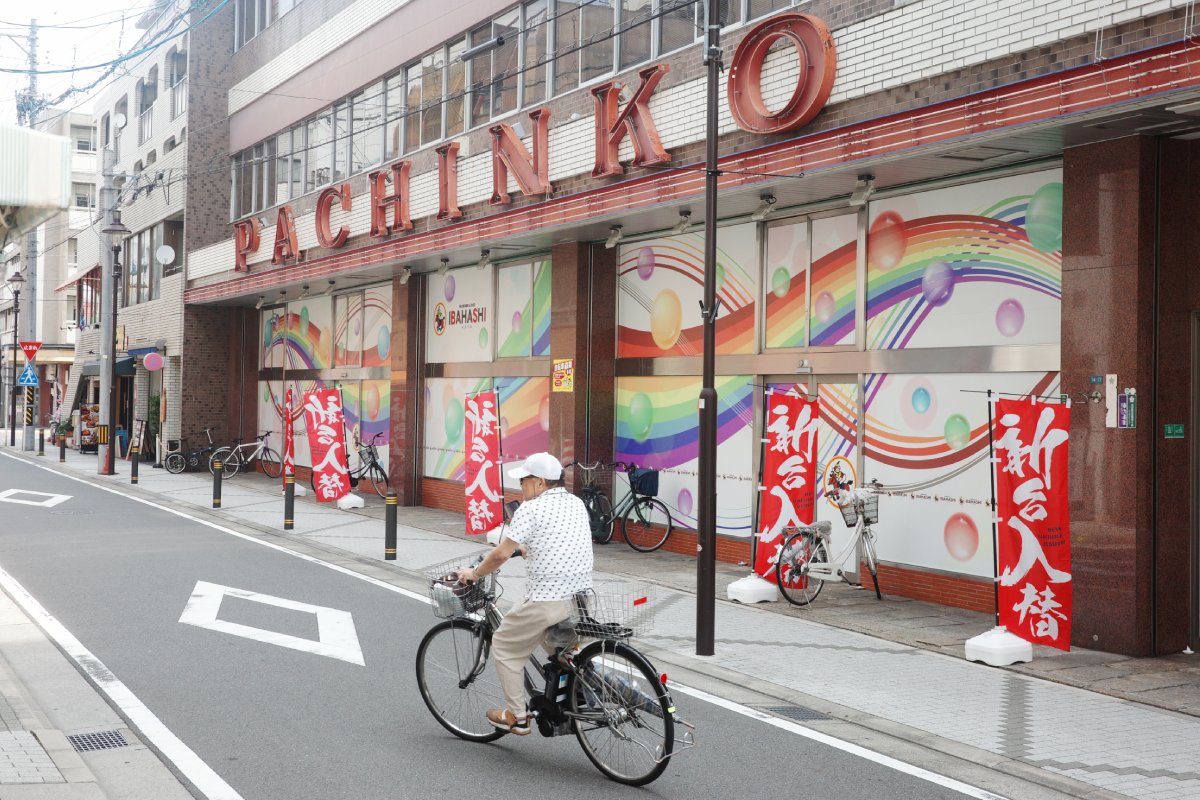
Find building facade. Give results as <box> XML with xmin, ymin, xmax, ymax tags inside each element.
<box><xmin>165</xmin><ymin>0</ymin><xmax>1200</xmax><ymax>657</ymax></box>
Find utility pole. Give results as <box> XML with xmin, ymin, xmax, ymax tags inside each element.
<box><xmin>98</xmin><ymin>147</ymin><xmax>117</xmax><ymax>474</ymax></box>
<box><xmin>19</xmin><ymin>19</ymin><xmax>39</xmax><ymax>451</ymax></box>
<box><xmin>695</xmin><ymin>0</ymin><xmax>722</xmax><ymax>657</ymax></box>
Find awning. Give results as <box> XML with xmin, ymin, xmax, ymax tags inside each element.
<box><xmin>127</xmin><ymin>346</ymin><xmax>159</xmax><ymax>357</ymax></box>
<box><xmin>56</xmin><ymin>264</ymin><xmax>100</xmax><ymax>293</ymax></box>
<box><xmin>0</xmin><ymin>125</ymin><xmax>71</xmax><ymax>241</ymax></box>
<box><xmin>77</xmin><ymin>356</ymin><xmax>136</xmax><ymax>377</ymax></box>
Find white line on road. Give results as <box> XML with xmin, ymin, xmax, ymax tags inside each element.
<box><xmin>0</xmin><ymin>488</ymin><xmax>72</xmax><ymax>507</ymax></box>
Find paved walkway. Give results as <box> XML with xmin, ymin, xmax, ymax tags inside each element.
<box><xmin>3</xmin><ymin>438</ymin><xmax>1200</xmax><ymax>799</ymax></box>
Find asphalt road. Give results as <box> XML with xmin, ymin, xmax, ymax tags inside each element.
<box><xmin>0</xmin><ymin>453</ymin><xmax>976</xmax><ymax>800</ymax></box>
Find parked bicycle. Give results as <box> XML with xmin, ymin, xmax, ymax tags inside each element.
<box><xmin>572</xmin><ymin>461</ymin><xmax>674</xmax><ymax>552</ymax></box>
<box><xmin>164</xmin><ymin>427</ymin><xmax>217</xmax><ymax>474</ymax></box>
<box><xmin>775</xmin><ymin>481</ymin><xmax>883</xmax><ymax>606</ymax></box>
<box><xmin>416</xmin><ymin>551</ymin><xmax>694</xmax><ymax>786</ymax></box>
<box><xmin>208</xmin><ymin>432</ymin><xmax>282</xmax><ymax>479</ymax></box>
<box><xmin>309</xmin><ymin>431</ymin><xmax>389</xmax><ymax>497</ymax></box>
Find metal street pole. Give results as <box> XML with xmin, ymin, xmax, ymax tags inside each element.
<box><xmin>97</xmin><ymin>148</ymin><xmax>117</xmax><ymax>474</ymax></box>
<box><xmin>696</xmin><ymin>0</ymin><xmax>722</xmax><ymax>657</ymax></box>
<box><xmin>107</xmin><ymin>244</ymin><xmax>121</xmax><ymax>475</ymax></box>
<box><xmin>19</xmin><ymin>20</ymin><xmax>40</xmax><ymax>452</ymax></box>
<box><xmin>7</xmin><ymin>280</ymin><xmax>21</xmax><ymax>446</ymax></box>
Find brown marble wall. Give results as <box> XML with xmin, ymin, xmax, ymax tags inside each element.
<box><xmin>389</xmin><ymin>277</ymin><xmax>424</xmax><ymax>505</ymax></box>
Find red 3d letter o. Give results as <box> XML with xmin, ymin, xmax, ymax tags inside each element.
<box><xmin>727</xmin><ymin>13</ymin><xmax>836</xmax><ymax>135</ymax></box>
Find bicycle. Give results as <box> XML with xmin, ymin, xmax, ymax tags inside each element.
<box><xmin>309</xmin><ymin>431</ymin><xmax>390</xmax><ymax>498</ymax></box>
<box><xmin>573</xmin><ymin>461</ymin><xmax>674</xmax><ymax>552</ymax></box>
<box><xmin>208</xmin><ymin>431</ymin><xmax>282</xmax><ymax>479</ymax></box>
<box><xmin>164</xmin><ymin>427</ymin><xmax>217</xmax><ymax>474</ymax></box>
<box><xmin>415</xmin><ymin>551</ymin><xmax>694</xmax><ymax>786</ymax></box>
<box><xmin>775</xmin><ymin>482</ymin><xmax>883</xmax><ymax>607</ymax></box>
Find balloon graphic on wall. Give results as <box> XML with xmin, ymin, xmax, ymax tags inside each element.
<box><xmin>944</xmin><ymin>512</ymin><xmax>979</xmax><ymax>561</ymax></box>
<box><xmin>995</xmin><ymin>298</ymin><xmax>1025</xmax><ymax>337</ymax></box>
<box><xmin>771</xmin><ymin>267</ymin><xmax>791</xmax><ymax>299</ymax></box>
<box><xmin>677</xmin><ymin>488</ymin><xmax>694</xmax><ymax>518</ymax></box>
<box><xmin>1025</xmin><ymin>182</ymin><xmax>1063</xmax><ymax>253</ymax></box>
<box><xmin>353</xmin><ymin>317</ymin><xmax>361</xmax><ymax>335</ymax></box>
<box><xmin>444</xmin><ymin>397</ymin><xmax>464</xmax><ymax>442</ymax></box>
<box><xmin>636</xmin><ymin>247</ymin><xmax>655</xmax><ymax>280</ymax></box>
<box><xmin>627</xmin><ymin>392</ymin><xmax>654</xmax><ymax>443</ymax></box>
<box><xmin>299</xmin><ymin>306</ymin><xmax>309</xmax><ymax>331</ymax></box>
<box><xmin>869</xmin><ymin>211</ymin><xmax>907</xmax><ymax>271</ymax></box>
<box><xmin>378</xmin><ymin>326</ymin><xmax>391</xmax><ymax>359</ymax></box>
<box><xmin>943</xmin><ymin>413</ymin><xmax>971</xmax><ymax>450</ymax></box>
<box><xmin>921</xmin><ymin>262</ymin><xmax>955</xmax><ymax>307</ymax></box>
<box><xmin>650</xmin><ymin>289</ymin><xmax>682</xmax><ymax>350</ymax></box>
<box><xmin>814</xmin><ymin>291</ymin><xmax>835</xmax><ymax>323</ymax></box>
<box><xmin>901</xmin><ymin>377</ymin><xmax>936</xmax><ymax>430</ymax></box>
<box><xmin>444</xmin><ymin>275</ymin><xmax>456</xmax><ymax>302</ymax></box>
<box><xmin>512</xmin><ymin>311</ymin><xmax>522</xmax><ymax>332</ymax></box>
<box><xmin>478</xmin><ymin>327</ymin><xmax>489</xmax><ymax>351</ymax></box>
<box><xmin>538</xmin><ymin>394</ymin><xmax>551</xmax><ymax>432</ymax></box>
<box><xmin>365</xmin><ymin>383</ymin><xmax>381</xmax><ymax>421</ymax></box>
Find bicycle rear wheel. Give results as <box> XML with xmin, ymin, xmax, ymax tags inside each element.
<box><xmin>366</xmin><ymin>463</ymin><xmax>389</xmax><ymax>498</ymax></box>
<box><xmin>776</xmin><ymin>531</ymin><xmax>828</xmax><ymax>606</ymax></box>
<box><xmin>622</xmin><ymin>497</ymin><xmax>673</xmax><ymax>553</ymax></box>
<box><xmin>863</xmin><ymin>528</ymin><xmax>882</xmax><ymax>600</ymax></box>
<box><xmin>415</xmin><ymin>619</ymin><xmax>506</xmax><ymax>743</ymax></box>
<box><xmin>569</xmin><ymin>640</ymin><xmax>673</xmax><ymax>786</ymax></box>
<box><xmin>164</xmin><ymin>453</ymin><xmax>186</xmax><ymax>474</ymax></box>
<box><xmin>582</xmin><ymin>490</ymin><xmax>614</xmax><ymax>544</ymax></box>
<box><xmin>258</xmin><ymin>447</ymin><xmax>282</xmax><ymax>478</ymax></box>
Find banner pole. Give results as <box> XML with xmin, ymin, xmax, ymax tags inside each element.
<box><xmin>986</xmin><ymin>389</ymin><xmax>1001</xmax><ymax>628</ymax></box>
<box><xmin>748</xmin><ymin>387</ymin><xmax>771</xmax><ymax>575</ymax></box>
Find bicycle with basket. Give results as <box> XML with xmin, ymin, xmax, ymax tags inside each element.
<box><xmin>572</xmin><ymin>461</ymin><xmax>675</xmax><ymax>552</ymax></box>
<box><xmin>415</xmin><ymin>550</ymin><xmax>694</xmax><ymax>786</ymax></box>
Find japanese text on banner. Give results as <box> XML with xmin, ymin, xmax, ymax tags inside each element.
<box><xmin>303</xmin><ymin>388</ymin><xmax>351</xmax><ymax>502</ymax></box>
<box><xmin>282</xmin><ymin>387</ymin><xmax>295</xmax><ymax>491</ymax></box>
<box><xmin>464</xmin><ymin>391</ymin><xmax>502</xmax><ymax>535</ymax></box>
<box><xmin>755</xmin><ymin>392</ymin><xmax>819</xmax><ymax>582</ymax></box>
<box><xmin>994</xmin><ymin>398</ymin><xmax>1072</xmax><ymax>650</ymax></box>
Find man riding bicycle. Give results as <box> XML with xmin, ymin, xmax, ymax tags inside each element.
<box><xmin>455</xmin><ymin>452</ymin><xmax>593</xmax><ymax>735</ymax></box>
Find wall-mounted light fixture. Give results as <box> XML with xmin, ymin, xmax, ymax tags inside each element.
<box><xmin>324</xmin><ymin>279</ymin><xmax>336</xmax><ymax>296</ymax></box>
<box><xmin>438</xmin><ymin>257</ymin><xmax>450</xmax><ymax>275</ymax></box>
<box><xmin>254</xmin><ymin>295</ymin><xmax>266</xmax><ymax>310</ymax></box>
<box><xmin>672</xmin><ymin>210</ymin><xmax>693</xmax><ymax>234</ymax></box>
<box><xmin>750</xmin><ymin>195</ymin><xmax>777</xmax><ymax>222</ymax></box>
<box><xmin>605</xmin><ymin>225</ymin><xmax>624</xmax><ymax>249</ymax></box>
<box><xmin>399</xmin><ymin>266</ymin><xmax>412</xmax><ymax>285</ymax></box>
<box><xmin>477</xmin><ymin>249</ymin><xmax>492</xmax><ymax>270</ymax></box>
<box><xmin>848</xmin><ymin>174</ymin><xmax>875</xmax><ymax>207</ymax></box>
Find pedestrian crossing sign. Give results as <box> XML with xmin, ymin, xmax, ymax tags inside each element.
<box><xmin>16</xmin><ymin>363</ymin><xmax>38</xmax><ymax>387</ymax></box>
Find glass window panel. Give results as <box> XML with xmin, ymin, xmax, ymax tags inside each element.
<box><xmin>238</xmin><ymin>153</ymin><xmax>253</xmax><ymax>217</ymax></box>
<box><xmin>763</xmin><ymin>219</ymin><xmax>809</xmax><ymax>348</ymax></box>
<box><xmin>274</xmin><ymin>133</ymin><xmax>290</xmax><ymax>202</ymax></box>
<box><xmin>238</xmin><ymin>0</ymin><xmax>255</xmax><ymax>47</ymax></box>
<box><xmin>352</xmin><ymin>83</ymin><xmax>384</xmax><ymax>173</ymax></box>
<box><xmin>384</xmin><ymin>74</ymin><xmax>405</xmax><ymax>159</ymax></box>
<box><xmin>581</xmin><ymin>0</ymin><xmax>615</xmax><ymax>84</ymax></box>
<box><xmin>421</xmin><ymin>50</ymin><xmax>444</xmax><ymax>145</ymax></box>
<box><xmin>620</xmin><ymin>0</ymin><xmax>652</xmax><ymax>69</ymax></box>
<box><xmin>446</xmin><ymin>41</ymin><xmax>466</xmax><ymax>136</ymax></box>
<box><xmin>149</xmin><ymin>225</ymin><xmax>161</xmax><ymax>301</ymax></box>
<box><xmin>160</xmin><ymin>220</ymin><xmax>183</xmax><ymax>277</ymax></box>
<box><xmin>809</xmin><ymin>214</ymin><xmax>858</xmax><ymax>347</ymax></box>
<box><xmin>263</xmin><ymin>137</ymin><xmax>277</xmax><ymax>209</ymax></box>
<box><xmin>289</xmin><ymin>126</ymin><xmax>305</xmax><ymax>199</ymax></box>
<box><xmin>493</xmin><ymin>10</ymin><xmax>520</xmax><ymax>116</ymax></box>
<box><xmin>522</xmin><ymin>1</ymin><xmax>548</xmax><ymax>106</ymax></box>
<box><xmin>404</xmin><ymin>66</ymin><xmax>421</xmax><ymax>153</ymax></box>
<box><xmin>333</xmin><ymin>101</ymin><xmax>350</xmax><ymax>182</ymax></box>
<box><xmin>658</xmin><ymin>0</ymin><xmax>694</xmax><ymax>54</ymax></box>
<box><xmin>138</xmin><ymin>231</ymin><xmax>150</xmax><ymax>304</ymax></box>
<box><xmin>306</xmin><ymin>112</ymin><xmax>332</xmax><ymax>191</ymax></box>
<box><xmin>252</xmin><ymin>144</ymin><xmax>265</xmax><ymax>211</ymax></box>
<box><xmin>469</xmin><ymin>24</ymin><xmax>492</xmax><ymax>124</ymax></box>
<box><xmin>554</xmin><ymin>1</ymin><xmax>581</xmax><ymax>95</ymax></box>
<box><xmin>749</xmin><ymin>0</ymin><xmax>791</xmax><ymax>20</ymax></box>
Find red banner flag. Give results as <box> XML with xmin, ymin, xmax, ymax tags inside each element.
<box><xmin>282</xmin><ymin>387</ymin><xmax>295</xmax><ymax>491</ymax></box>
<box><xmin>303</xmin><ymin>387</ymin><xmax>351</xmax><ymax>503</ymax></box>
<box><xmin>755</xmin><ymin>391</ymin><xmax>819</xmax><ymax>582</ymax></box>
<box><xmin>994</xmin><ymin>398</ymin><xmax>1072</xmax><ymax>650</ymax></box>
<box><xmin>463</xmin><ymin>391</ymin><xmax>502</xmax><ymax>535</ymax></box>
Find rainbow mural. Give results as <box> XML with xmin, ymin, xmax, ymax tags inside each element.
<box><xmin>497</xmin><ymin>260</ymin><xmax>552</xmax><ymax>358</ymax></box>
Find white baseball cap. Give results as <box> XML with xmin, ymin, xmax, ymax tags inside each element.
<box><xmin>507</xmin><ymin>452</ymin><xmax>563</xmax><ymax>481</ymax></box>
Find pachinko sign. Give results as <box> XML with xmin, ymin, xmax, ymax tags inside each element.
<box><xmin>755</xmin><ymin>391</ymin><xmax>819</xmax><ymax>581</ymax></box>
<box><xmin>464</xmin><ymin>391</ymin><xmax>502</xmax><ymax>535</ymax></box>
<box><xmin>994</xmin><ymin>399</ymin><xmax>1072</xmax><ymax>650</ymax></box>
<box><xmin>304</xmin><ymin>387</ymin><xmax>351</xmax><ymax>502</ymax></box>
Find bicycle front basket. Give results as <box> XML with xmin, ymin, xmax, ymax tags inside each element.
<box><xmin>424</xmin><ymin>551</ymin><xmax>494</xmax><ymax>618</ymax></box>
<box><xmin>630</xmin><ymin>468</ymin><xmax>659</xmax><ymax>498</ymax></box>
<box><xmin>837</xmin><ymin>498</ymin><xmax>858</xmax><ymax>527</ymax></box>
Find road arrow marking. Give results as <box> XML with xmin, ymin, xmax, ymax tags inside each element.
<box><xmin>179</xmin><ymin>581</ymin><xmax>365</xmax><ymax>666</ymax></box>
<box><xmin>0</xmin><ymin>489</ymin><xmax>71</xmax><ymax>508</ymax></box>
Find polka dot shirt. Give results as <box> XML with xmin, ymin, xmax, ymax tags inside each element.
<box><xmin>505</xmin><ymin>487</ymin><xmax>594</xmax><ymax>601</ymax></box>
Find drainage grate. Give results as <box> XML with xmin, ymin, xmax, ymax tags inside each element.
<box><xmin>67</xmin><ymin>730</ymin><xmax>129</xmax><ymax>752</ymax></box>
<box><xmin>763</xmin><ymin>705</ymin><xmax>832</xmax><ymax>721</ymax></box>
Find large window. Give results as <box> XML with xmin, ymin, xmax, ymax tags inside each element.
<box><xmin>120</xmin><ymin>222</ymin><xmax>179</xmax><ymax>306</ymax></box>
<box><xmin>236</xmin><ymin>0</ymin><xmax>303</xmax><ymax>49</ymax></box>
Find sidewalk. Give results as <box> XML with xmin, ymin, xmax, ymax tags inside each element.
<box><xmin>4</xmin><ymin>437</ymin><xmax>1200</xmax><ymax>800</ymax></box>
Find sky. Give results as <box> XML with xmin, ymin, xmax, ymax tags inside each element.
<box><xmin>0</xmin><ymin>1</ymin><xmax>165</xmax><ymax>126</ymax></box>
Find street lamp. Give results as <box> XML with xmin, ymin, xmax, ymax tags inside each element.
<box><xmin>101</xmin><ymin>210</ymin><xmax>130</xmax><ymax>475</ymax></box>
<box><xmin>6</xmin><ymin>271</ymin><xmax>24</xmax><ymax>447</ymax></box>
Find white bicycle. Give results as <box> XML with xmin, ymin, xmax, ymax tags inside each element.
<box><xmin>775</xmin><ymin>482</ymin><xmax>882</xmax><ymax>606</ymax></box>
<box><xmin>208</xmin><ymin>431</ymin><xmax>281</xmax><ymax>479</ymax></box>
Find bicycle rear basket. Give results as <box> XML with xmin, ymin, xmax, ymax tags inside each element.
<box><xmin>424</xmin><ymin>551</ymin><xmax>495</xmax><ymax>618</ymax></box>
<box><xmin>570</xmin><ymin>582</ymin><xmax>656</xmax><ymax>640</ymax></box>
<box><xmin>837</xmin><ymin>492</ymin><xmax>880</xmax><ymax>526</ymax></box>
<box><xmin>630</xmin><ymin>468</ymin><xmax>659</xmax><ymax>498</ymax></box>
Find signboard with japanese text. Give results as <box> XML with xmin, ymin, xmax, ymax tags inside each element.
<box><xmin>282</xmin><ymin>387</ymin><xmax>295</xmax><ymax>491</ymax></box>
<box><xmin>552</xmin><ymin>359</ymin><xmax>574</xmax><ymax>392</ymax></box>
<box><xmin>19</xmin><ymin>341</ymin><xmax>41</xmax><ymax>361</ymax></box>
<box><xmin>994</xmin><ymin>398</ymin><xmax>1072</xmax><ymax>650</ymax></box>
<box><xmin>755</xmin><ymin>391</ymin><xmax>819</xmax><ymax>582</ymax></box>
<box><xmin>426</xmin><ymin>266</ymin><xmax>494</xmax><ymax>363</ymax></box>
<box><xmin>463</xmin><ymin>391</ymin><xmax>502</xmax><ymax>535</ymax></box>
<box><xmin>303</xmin><ymin>388</ymin><xmax>351</xmax><ymax>502</ymax></box>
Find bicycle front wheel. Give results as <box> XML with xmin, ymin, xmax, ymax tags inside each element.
<box><xmin>569</xmin><ymin>640</ymin><xmax>673</xmax><ymax>786</ymax></box>
<box><xmin>366</xmin><ymin>463</ymin><xmax>389</xmax><ymax>498</ymax></box>
<box><xmin>621</xmin><ymin>497</ymin><xmax>673</xmax><ymax>553</ymax></box>
<box><xmin>776</xmin><ymin>531</ymin><xmax>828</xmax><ymax>606</ymax></box>
<box><xmin>258</xmin><ymin>447</ymin><xmax>282</xmax><ymax>478</ymax></box>
<box><xmin>209</xmin><ymin>448</ymin><xmax>239</xmax><ymax>478</ymax></box>
<box><xmin>863</xmin><ymin>529</ymin><xmax>882</xmax><ymax>600</ymax></box>
<box><xmin>164</xmin><ymin>453</ymin><xmax>186</xmax><ymax>474</ymax></box>
<box><xmin>583</xmin><ymin>491</ymin><xmax>614</xmax><ymax>544</ymax></box>
<box><xmin>415</xmin><ymin>619</ymin><xmax>506</xmax><ymax>743</ymax></box>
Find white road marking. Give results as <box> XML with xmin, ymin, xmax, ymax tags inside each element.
<box><xmin>0</xmin><ymin>567</ymin><xmax>244</xmax><ymax>800</ymax></box>
<box><xmin>666</xmin><ymin>681</ymin><xmax>1010</xmax><ymax>800</ymax></box>
<box><xmin>180</xmin><ymin>581</ymin><xmax>365</xmax><ymax>666</ymax></box>
<box><xmin>2</xmin><ymin>452</ymin><xmax>1009</xmax><ymax>799</ymax></box>
<box><xmin>0</xmin><ymin>488</ymin><xmax>71</xmax><ymax>507</ymax></box>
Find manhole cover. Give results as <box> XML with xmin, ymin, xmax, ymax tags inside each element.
<box><xmin>763</xmin><ymin>705</ymin><xmax>831</xmax><ymax>721</ymax></box>
<box><xmin>67</xmin><ymin>730</ymin><xmax>129</xmax><ymax>752</ymax></box>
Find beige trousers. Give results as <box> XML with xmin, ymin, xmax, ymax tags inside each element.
<box><xmin>492</xmin><ymin>598</ymin><xmax>572</xmax><ymax>717</ymax></box>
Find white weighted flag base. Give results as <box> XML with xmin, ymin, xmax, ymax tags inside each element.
<box><xmin>965</xmin><ymin>625</ymin><xmax>1032</xmax><ymax>666</ymax></box>
<box><xmin>336</xmin><ymin>493</ymin><xmax>365</xmax><ymax>510</ymax></box>
<box><xmin>726</xmin><ymin>573</ymin><xmax>780</xmax><ymax>604</ymax></box>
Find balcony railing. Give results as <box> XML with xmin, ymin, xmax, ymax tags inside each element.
<box><xmin>171</xmin><ymin>77</ymin><xmax>187</xmax><ymax>120</ymax></box>
<box><xmin>138</xmin><ymin>105</ymin><xmax>154</xmax><ymax>145</ymax></box>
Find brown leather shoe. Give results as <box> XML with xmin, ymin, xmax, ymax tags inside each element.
<box><xmin>486</xmin><ymin>708</ymin><xmax>531</xmax><ymax>735</ymax></box>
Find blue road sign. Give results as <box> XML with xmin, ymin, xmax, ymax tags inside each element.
<box><xmin>16</xmin><ymin>363</ymin><xmax>38</xmax><ymax>387</ymax></box>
